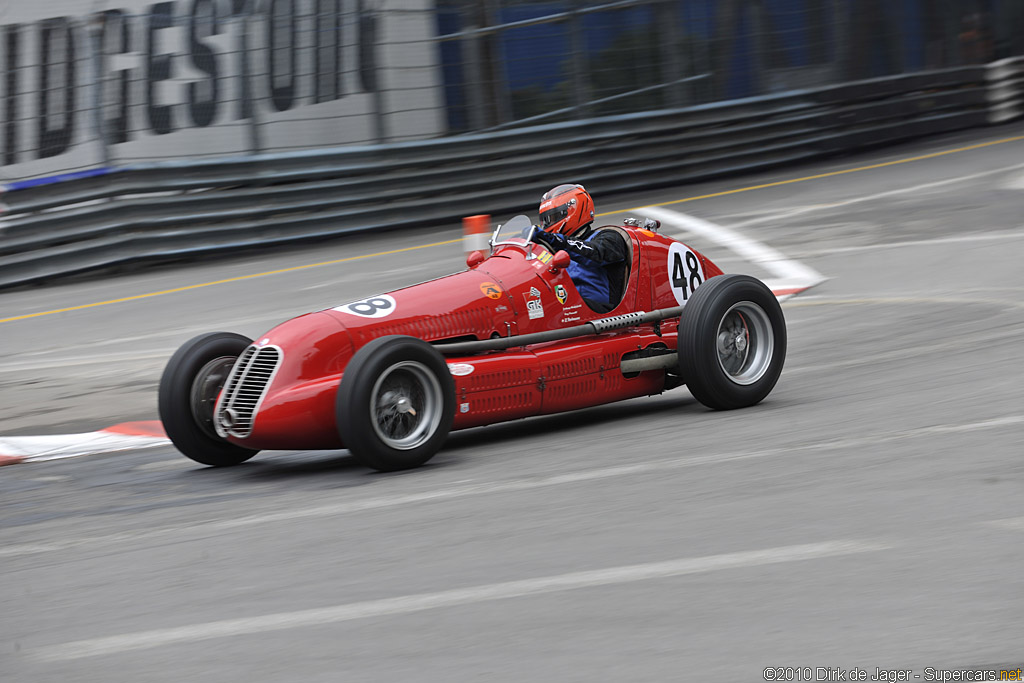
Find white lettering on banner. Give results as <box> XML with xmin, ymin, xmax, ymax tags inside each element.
<box><xmin>0</xmin><ymin>0</ymin><xmax>444</xmax><ymax>181</ymax></box>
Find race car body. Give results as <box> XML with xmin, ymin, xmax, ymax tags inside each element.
<box><xmin>159</xmin><ymin>216</ymin><xmax>785</xmax><ymax>472</ymax></box>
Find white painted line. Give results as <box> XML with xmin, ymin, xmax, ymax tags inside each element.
<box><xmin>33</xmin><ymin>539</ymin><xmax>889</xmax><ymax>661</ymax></box>
<box><xmin>0</xmin><ymin>351</ymin><xmax>169</xmax><ymax>373</ymax></box>
<box><xmin>786</xmin><ymin>229</ymin><xmax>1024</xmax><ymax>258</ymax></box>
<box><xmin>725</xmin><ymin>160</ymin><xmax>1024</xmax><ymax>232</ymax></box>
<box><xmin>639</xmin><ymin>206</ymin><xmax>826</xmax><ymax>300</ymax></box>
<box><xmin>3</xmin><ymin>415</ymin><xmax>1018</xmax><ymax>559</ymax></box>
<box><xmin>1001</xmin><ymin>170</ymin><xmax>1024</xmax><ymax>190</ymax></box>
<box><xmin>985</xmin><ymin>517</ymin><xmax>1024</xmax><ymax>532</ymax></box>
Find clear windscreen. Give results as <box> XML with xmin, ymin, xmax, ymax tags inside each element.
<box><xmin>489</xmin><ymin>215</ymin><xmax>536</xmax><ymax>254</ymax></box>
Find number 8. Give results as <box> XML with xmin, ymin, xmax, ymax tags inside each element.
<box><xmin>686</xmin><ymin>251</ymin><xmax>702</xmax><ymax>292</ymax></box>
<box><xmin>349</xmin><ymin>298</ymin><xmax>392</xmax><ymax>315</ymax></box>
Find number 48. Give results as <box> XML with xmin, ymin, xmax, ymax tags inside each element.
<box><xmin>672</xmin><ymin>250</ymin><xmax>703</xmax><ymax>300</ymax></box>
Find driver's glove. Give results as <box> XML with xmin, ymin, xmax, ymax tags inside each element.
<box><xmin>531</xmin><ymin>229</ymin><xmax>562</xmax><ymax>251</ymax></box>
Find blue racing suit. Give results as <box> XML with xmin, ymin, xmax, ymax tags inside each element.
<box><xmin>532</xmin><ymin>226</ymin><xmax>627</xmax><ymax>313</ymax></box>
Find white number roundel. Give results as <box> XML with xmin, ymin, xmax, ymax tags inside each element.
<box><xmin>334</xmin><ymin>294</ymin><xmax>397</xmax><ymax>318</ymax></box>
<box><xmin>667</xmin><ymin>243</ymin><xmax>705</xmax><ymax>305</ymax></box>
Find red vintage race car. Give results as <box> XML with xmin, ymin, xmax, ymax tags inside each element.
<box><xmin>158</xmin><ymin>216</ymin><xmax>786</xmax><ymax>471</ymax></box>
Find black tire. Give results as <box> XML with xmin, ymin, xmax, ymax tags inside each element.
<box><xmin>677</xmin><ymin>274</ymin><xmax>787</xmax><ymax>411</ymax></box>
<box><xmin>158</xmin><ymin>332</ymin><xmax>260</xmax><ymax>467</ymax></box>
<box><xmin>336</xmin><ymin>335</ymin><xmax>456</xmax><ymax>472</ymax></box>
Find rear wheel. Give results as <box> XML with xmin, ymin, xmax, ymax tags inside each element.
<box><xmin>677</xmin><ymin>275</ymin><xmax>786</xmax><ymax>410</ymax></box>
<box><xmin>336</xmin><ymin>336</ymin><xmax>455</xmax><ymax>472</ymax></box>
<box><xmin>158</xmin><ymin>332</ymin><xmax>260</xmax><ymax>466</ymax></box>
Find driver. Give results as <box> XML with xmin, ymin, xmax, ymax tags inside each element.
<box><xmin>531</xmin><ymin>183</ymin><xmax>627</xmax><ymax>313</ymax></box>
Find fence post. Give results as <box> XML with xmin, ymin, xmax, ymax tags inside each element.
<box><xmin>484</xmin><ymin>0</ymin><xmax>511</xmax><ymax>126</ymax></box>
<box><xmin>749</xmin><ymin>0</ymin><xmax>768</xmax><ymax>94</ymax></box>
<box><xmin>241</xmin><ymin>0</ymin><xmax>263</xmax><ymax>155</ymax></box>
<box><xmin>87</xmin><ymin>13</ymin><xmax>111</xmax><ymax>168</ymax></box>
<box><xmin>359</xmin><ymin>1</ymin><xmax>387</xmax><ymax>143</ymax></box>
<box><xmin>567</xmin><ymin>0</ymin><xmax>592</xmax><ymax>118</ymax></box>
<box><xmin>657</xmin><ymin>0</ymin><xmax>684</xmax><ymax>108</ymax></box>
<box><xmin>461</xmin><ymin>2</ymin><xmax>487</xmax><ymax>131</ymax></box>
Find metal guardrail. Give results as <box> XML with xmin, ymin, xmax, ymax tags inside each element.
<box><xmin>0</xmin><ymin>62</ymin><xmax>1020</xmax><ymax>292</ymax></box>
<box><xmin>987</xmin><ymin>57</ymin><xmax>1024</xmax><ymax>123</ymax></box>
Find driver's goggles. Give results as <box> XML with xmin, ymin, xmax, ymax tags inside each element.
<box><xmin>540</xmin><ymin>205</ymin><xmax>569</xmax><ymax>228</ymax></box>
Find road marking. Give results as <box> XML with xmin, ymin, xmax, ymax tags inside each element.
<box><xmin>719</xmin><ymin>161</ymin><xmax>1024</xmax><ymax>232</ymax></box>
<box><xmin>0</xmin><ymin>351</ymin><xmax>169</xmax><ymax>373</ymax></box>
<box><xmin>5</xmin><ymin>135</ymin><xmax>1022</xmax><ymax>326</ymax></box>
<box><xmin>639</xmin><ymin>206</ymin><xmax>827</xmax><ymax>297</ymax></box>
<box><xmin>785</xmin><ymin>229</ymin><xmax>1024</xmax><ymax>257</ymax></box>
<box><xmin>32</xmin><ymin>539</ymin><xmax>889</xmax><ymax>661</ymax></box>
<box><xmin>985</xmin><ymin>517</ymin><xmax>1024</xmax><ymax>532</ymax></box>
<box><xmin>612</xmin><ymin>134</ymin><xmax>1024</xmax><ymax>213</ymax></box>
<box><xmin>783</xmin><ymin>294</ymin><xmax>1024</xmax><ymax>312</ymax></box>
<box><xmin>3</xmin><ymin>415</ymin><xmax>1019</xmax><ymax>559</ymax></box>
<box><xmin>0</xmin><ymin>238</ymin><xmax>462</xmax><ymax>324</ymax></box>
<box><xmin>784</xmin><ymin>324</ymin><xmax>1023</xmax><ymax>375</ymax></box>
<box><xmin>1001</xmin><ymin>171</ymin><xmax>1024</xmax><ymax>190</ymax></box>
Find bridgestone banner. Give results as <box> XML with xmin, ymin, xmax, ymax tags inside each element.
<box><xmin>0</xmin><ymin>0</ymin><xmax>444</xmax><ymax>181</ymax></box>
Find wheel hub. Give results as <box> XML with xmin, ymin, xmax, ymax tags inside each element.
<box><xmin>380</xmin><ymin>391</ymin><xmax>418</xmax><ymax>417</ymax></box>
<box><xmin>190</xmin><ymin>356</ymin><xmax>237</xmax><ymax>440</ymax></box>
<box><xmin>715</xmin><ymin>302</ymin><xmax>775</xmax><ymax>386</ymax></box>
<box><xmin>369</xmin><ymin>362</ymin><xmax>444</xmax><ymax>451</ymax></box>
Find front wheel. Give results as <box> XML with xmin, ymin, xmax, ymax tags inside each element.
<box><xmin>158</xmin><ymin>332</ymin><xmax>260</xmax><ymax>466</ymax></box>
<box><xmin>336</xmin><ymin>336</ymin><xmax>455</xmax><ymax>472</ymax></box>
<box><xmin>677</xmin><ymin>274</ymin><xmax>787</xmax><ymax>410</ymax></box>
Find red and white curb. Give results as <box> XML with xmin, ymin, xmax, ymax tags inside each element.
<box><xmin>0</xmin><ymin>421</ymin><xmax>169</xmax><ymax>466</ymax></box>
<box><xmin>639</xmin><ymin>206</ymin><xmax>827</xmax><ymax>301</ymax></box>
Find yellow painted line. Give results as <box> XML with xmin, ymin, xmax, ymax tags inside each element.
<box><xmin>598</xmin><ymin>133</ymin><xmax>1024</xmax><ymax>216</ymax></box>
<box><xmin>0</xmin><ymin>239</ymin><xmax>462</xmax><ymax>324</ymax></box>
<box><xmin>5</xmin><ymin>133</ymin><xmax>1023</xmax><ymax>325</ymax></box>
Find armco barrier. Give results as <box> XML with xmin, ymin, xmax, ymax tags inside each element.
<box><xmin>0</xmin><ymin>64</ymin><xmax>1019</xmax><ymax>292</ymax></box>
<box><xmin>987</xmin><ymin>57</ymin><xmax>1024</xmax><ymax>124</ymax></box>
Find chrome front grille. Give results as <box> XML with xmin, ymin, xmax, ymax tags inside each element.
<box><xmin>215</xmin><ymin>344</ymin><xmax>282</xmax><ymax>438</ymax></box>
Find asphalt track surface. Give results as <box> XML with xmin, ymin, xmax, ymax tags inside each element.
<box><xmin>3</xmin><ymin>126</ymin><xmax>1024</xmax><ymax>682</ymax></box>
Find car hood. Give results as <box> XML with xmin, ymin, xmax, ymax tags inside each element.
<box><xmin>321</xmin><ymin>267</ymin><xmax>521</xmax><ymax>346</ymax></box>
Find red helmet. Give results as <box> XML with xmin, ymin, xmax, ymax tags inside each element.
<box><xmin>539</xmin><ymin>184</ymin><xmax>594</xmax><ymax>236</ymax></box>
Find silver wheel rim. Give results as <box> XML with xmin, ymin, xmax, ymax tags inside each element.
<box><xmin>716</xmin><ymin>301</ymin><xmax>774</xmax><ymax>386</ymax></box>
<box><xmin>370</xmin><ymin>361</ymin><xmax>443</xmax><ymax>450</ymax></box>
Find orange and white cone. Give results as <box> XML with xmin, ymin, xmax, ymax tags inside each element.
<box><xmin>462</xmin><ymin>214</ymin><xmax>490</xmax><ymax>255</ymax></box>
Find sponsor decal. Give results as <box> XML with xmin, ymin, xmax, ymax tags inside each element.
<box><xmin>480</xmin><ymin>282</ymin><xmax>503</xmax><ymax>300</ymax></box>
<box><xmin>667</xmin><ymin>243</ymin><xmax>706</xmax><ymax>306</ymax></box>
<box><xmin>525</xmin><ymin>287</ymin><xmax>545</xmax><ymax>320</ymax></box>
<box><xmin>334</xmin><ymin>294</ymin><xmax>397</xmax><ymax>318</ymax></box>
<box><xmin>460</xmin><ymin>403</ymin><xmax>470</xmax><ymax>413</ymax></box>
<box><xmin>527</xmin><ymin>298</ymin><xmax>544</xmax><ymax>319</ymax></box>
<box><xmin>536</xmin><ymin>251</ymin><xmax>552</xmax><ymax>264</ymax></box>
<box><xmin>554</xmin><ymin>284</ymin><xmax>568</xmax><ymax>304</ymax></box>
<box><xmin>447</xmin><ymin>363</ymin><xmax>475</xmax><ymax>377</ymax></box>
<box><xmin>495</xmin><ymin>304</ymin><xmax>508</xmax><ymax>312</ymax></box>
